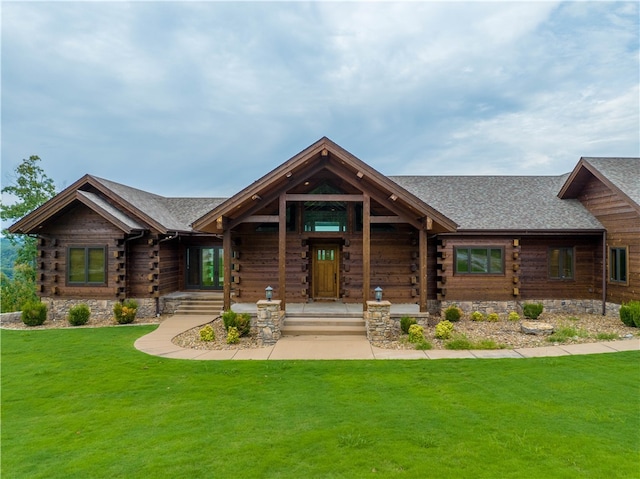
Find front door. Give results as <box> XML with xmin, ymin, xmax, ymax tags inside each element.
<box><xmin>186</xmin><ymin>246</ymin><xmax>224</xmax><ymax>290</ymax></box>
<box><xmin>312</xmin><ymin>245</ymin><xmax>339</xmax><ymax>299</ymax></box>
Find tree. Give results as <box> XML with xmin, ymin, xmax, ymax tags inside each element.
<box><xmin>1</xmin><ymin>155</ymin><xmax>56</xmax><ymax>266</ymax></box>
<box><xmin>1</xmin><ymin>156</ymin><xmax>56</xmax><ymax>311</ymax></box>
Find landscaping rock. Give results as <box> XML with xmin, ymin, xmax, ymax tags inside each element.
<box><xmin>521</xmin><ymin>321</ymin><xmax>554</xmax><ymax>335</ymax></box>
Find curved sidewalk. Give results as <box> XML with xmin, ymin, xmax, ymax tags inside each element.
<box><xmin>134</xmin><ymin>314</ymin><xmax>640</xmax><ymax>361</ymax></box>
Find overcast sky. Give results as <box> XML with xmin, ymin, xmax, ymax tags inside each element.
<box><xmin>2</xmin><ymin>1</ymin><xmax>638</xmax><ymax>203</ymax></box>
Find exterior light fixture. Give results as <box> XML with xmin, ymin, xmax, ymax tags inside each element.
<box><xmin>265</xmin><ymin>286</ymin><xmax>273</xmax><ymax>301</ymax></box>
<box><xmin>374</xmin><ymin>286</ymin><xmax>383</xmax><ymax>302</ymax></box>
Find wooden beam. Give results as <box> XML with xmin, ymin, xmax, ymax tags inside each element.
<box><xmin>362</xmin><ymin>193</ymin><xmax>370</xmax><ymax>310</ymax></box>
<box><xmin>370</xmin><ymin>216</ymin><xmax>410</xmax><ymax>224</ymax></box>
<box><xmin>223</xmin><ymin>229</ymin><xmax>232</xmax><ymax>311</ymax></box>
<box><xmin>241</xmin><ymin>215</ymin><xmax>280</xmax><ymax>223</ymax></box>
<box><xmin>285</xmin><ymin>194</ymin><xmax>364</xmax><ymax>202</ymax></box>
<box><xmin>279</xmin><ymin>193</ymin><xmax>287</xmax><ymax>309</ymax></box>
<box><xmin>419</xmin><ymin>227</ymin><xmax>427</xmax><ymax>312</ymax></box>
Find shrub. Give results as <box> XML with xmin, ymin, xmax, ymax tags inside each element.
<box><xmin>523</xmin><ymin>302</ymin><xmax>544</xmax><ymax>320</ymax></box>
<box><xmin>408</xmin><ymin>324</ymin><xmax>425</xmax><ymax>343</ymax></box>
<box><xmin>487</xmin><ymin>312</ymin><xmax>499</xmax><ymax>322</ymax></box>
<box><xmin>444</xmin><ymin>305</ymin><xmax>462</xmax><ymax>322</ymax></box>
<box><xmin>199</xmin><ymin>324</ymin><xmax>215</xmax><ymax>342</ymax></box>
<box><xmin>113</xmin><ymin>299</ymin><xmax>138</xmax><ymax>324</ymax></box>
<box><xmin>235</xmin><ymin>313</ymin><xmax>252</xmax><ymax>337</ymax></box>
<box><xmin>620</xmin><ymin>301</ymin><xmax>640</xmax><ymax>328</ymax></box>
<box><xmin>21</xmin><ymin>301</ymin><xmax>47</xmax><ymax>326</ymax></box>
<box><xmin>222</xmin><ymin>310</ymin><xmax>237</xmax><ymax>331</ymax></box>
<box><xmin>68</xmin><ymin>303</ymin><xmax>90</xmax><ymax>326</ymax></box>
<box><xmin>508</xmin><ymin>311</ymin><xmax>521</xmax><ymax>322</ymax></box>
<box><xmin>222</xmin><ymin>310</ymin><xmax>251</xmax><ymax>336</ymax></box>
<box><xmin>470</xmin><ymin>311</ymin><xmax>485</xmax><ymax>322</ymax></box>
<box><xmin>400</xmin><ymin>316</ymin><xmax>417</xmax><ymax>334</ymax></box>
<box><xmin>435</xmin><ymin>320</ymin><xmax>454</xmax><ymax>340</ymax></box>
<box><xmin>226</xmin><ymin>326</ymin><xmax>240</xmax><ymax>344</ymax></box>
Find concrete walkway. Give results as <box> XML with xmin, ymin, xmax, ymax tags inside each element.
<box><xmin>133</xmin><ymin>314</ymin><xmax>640</xmax><ymax>361</ymax></box>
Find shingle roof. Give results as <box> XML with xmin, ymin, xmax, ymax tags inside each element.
<box><xmin>389</xmin><ymin>174</ymin><xmax>604</xmax><ymax>231</ymax></box>
<box><xmin>77</xmin><ymin>191</ymin><xmax>146</xmax><ymax>231</ymax></box>
<box><xmin>91</xmin><ymin>176</ymin><xmax>226</xmax><ymax>232</ymax></box>
<box><xmin>582</xmin><ymin>157</ymin><xmax>640</xmax><ymax>207</ymax></box>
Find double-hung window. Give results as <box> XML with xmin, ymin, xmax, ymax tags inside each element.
<box><xmin>549</xmin><ymin>247</ymin><xmax>573</xmax><ymax>280</ymax></box>
<box><xmin>609</xmin><ymin>247</ymin><xmax>628</xmax><ymax>284</ymax></box>
<box><xmin>455</xmin><ymin>247</ymin><xmax>503</xmax><ymax>274</ymax></box>
<box><xmin>68</xmin><ymin>246</ymin><xmax>106</xmax><ymax>285</ymax></box>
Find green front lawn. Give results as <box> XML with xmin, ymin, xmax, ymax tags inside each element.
<box><xmin>2</xmin><ymin>327</ymin><xmax>639</xmax><ymax>478</ymax></box>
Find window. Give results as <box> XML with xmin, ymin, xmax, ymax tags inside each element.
<box><xmin>610</xmin><ymin>247</ymin><xmax>628</xmax><ymax>283</ymax></box>
<box><xmin>455</xmin><ymin>247</ymin><xmax>503</xmax><ymax>274</ymax></box>
<box><xmin>549</xmin><ymin>247</ymin><xmax>573</xmax><ymax>280</ymax></box>
<box><xmin>68</xmin><ymin>247</ymin><xmax>106</xmax><ymax>285</ymax></box>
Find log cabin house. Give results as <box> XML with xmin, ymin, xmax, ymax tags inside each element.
<box><xmin>8</xmin><ymin>137</ymin><xmax>639</xmax><ymax>322</ymax></box>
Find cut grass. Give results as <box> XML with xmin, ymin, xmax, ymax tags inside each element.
<box><xmin>2</xmin><ymin>327</ymin><xmax>639</xmax><ymax>478</ymax></box>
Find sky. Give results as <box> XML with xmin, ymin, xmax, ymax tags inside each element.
<box><xmin>2</xmin><ymin>1</ymin><xmax>639</xmax><ymax>205</ymax></box>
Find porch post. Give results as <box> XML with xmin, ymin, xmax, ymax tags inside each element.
<box><xmin>223</xmin><ymin>227</ymin><xmax>232</xmax><ymax>311</ymax></box>
<box><xmin>419</xmin><ymin>225</ymin><xmax>427</xmax><ymax>313</ymax></box>
<box><xmin>362</xmin><ymin>193</ymin><xmax>370</xmax><ymax>310</ymax></box>
<box><xmin>279</xmin><ymin>193</ymin><xmax>287</xmax><ymax>309</ymax></box>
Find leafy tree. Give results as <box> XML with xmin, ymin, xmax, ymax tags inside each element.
<box><xmin>1</xmin><ymin>156</ymin><xmax>56</xmax><ymax>311</ymax></box>
<box><xmin>1</xmin><ymin>264</ymin><xmax>38</xmax><ymax>313</ymax></box>
<box><xmin>1</xmin><ymin>155</ymin><xmax>56</xmax><ymax>266</ymax></box>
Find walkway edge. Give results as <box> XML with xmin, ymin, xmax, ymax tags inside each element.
<box><xmin>134</xmin><ymin>316</ymin><xmax>640</xmax><ymax>360</ymax></box>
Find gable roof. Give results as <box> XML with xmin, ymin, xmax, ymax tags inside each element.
<box><xmin>558</xmin><ymin>157</ymin><xmax>640</xmax><ymax>213</ymax></box>
<box><xmin>390</xmin><ymin>174</ymin><xmax>604</xmax><ymax>231</ymax></box>
<box><xmin>192</xmin><ymin>137</ymin><xmax>458</xmax><ymax>233</ymax></box>
<box><xmin>8</xmin><ymin>174</ymin><xmax>226</xmax><ymax>235</ymax></box>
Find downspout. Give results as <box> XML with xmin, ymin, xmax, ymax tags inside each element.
<box><xmin>601</xmin><ymin>231</ymin><xmax>607</xmax><ymax>316</ymax></box>
<box><xmin>121</xmin><ymin>231</ymin><xmax>146</xmax><ymax>304</ymax></box>
<box><xmin>155</xmin><ymin>233</ymin><xmax>178</xmax><ymax>316</ymax></box>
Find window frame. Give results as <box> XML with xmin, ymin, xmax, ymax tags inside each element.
<box><xmin>609</xmin><ymin>246</ymin><xmax>629</xmax><ymax>285</ymax></box>
<box><xmin>548</xmin><ymin>246</ymin><xmax>574</xmax><ymax>280</ymax></box>
<box><xmin>67</xmin><ymin>246</ymin><xmax>107</xmax><ymax>286</ymax></box>
<box><xmin>454</xmin><ymin>247</ymin><xmax>504</xmax><ymax>275</ymax></box>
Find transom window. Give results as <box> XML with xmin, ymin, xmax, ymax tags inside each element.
<box><xmin>610</xmin><ymin>247</ymin><xmax>628</xmax><ymax>283</ymax></box>
<box><xmin>549</xmin><ymin>247</ymin><xmax>574</xmax><ymax>280</ymax></box>
<box><xmin>68</xmin><ymin>246</ymin><xmax>106</xmax><ymax>285</ymax></box>
<box><xmin>455</xmin><ymin>247</ymin><xmax>503</xmax><ymax>274</ymax></box>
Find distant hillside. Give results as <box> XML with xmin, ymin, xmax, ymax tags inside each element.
<box><xmin>1</xmin><ymin>238</ymin><xmax>19</xmax><ymax>278</ymax></box>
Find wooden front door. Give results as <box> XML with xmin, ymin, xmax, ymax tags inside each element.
<box><xmin>312</xmin><ymin>245</ymin><xmax>339</xmax><ymax>299</ymax></box>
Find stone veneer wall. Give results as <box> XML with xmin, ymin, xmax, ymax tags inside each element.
<box><xmin>256</xmin><ymin>300</ymin><xmax>283</xmax><ymax>346</ymax></box>
<box><xmin>40</xmin><ymin>297</ymin><xmax>157</xmax><ymax>322</ymax></box>
<box><xmin>439</xmin><ymin>299</ymin><xmax>620</xmax><ymax>318</ymax></box>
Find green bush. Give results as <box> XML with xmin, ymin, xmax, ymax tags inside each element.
<box><xmin>408</xmin><ymin>324</ymin><xmax>425</xmax><ymax>343</ymax></box>
<box><xmin>523</xmin><ymin>302</ymin><xmax>544</xmax><ymax>320</ymax></box>
<box><xmin>487</xmin><ymin>312</ymin><xmax>499</xmax><ymax>322</ymax></box>
<box><xmin>226</xmin><ymin>326</ymin><xmax>240</xmax><ymax>344</ymax></box>
<box><xmin>435</xmin><ymin>320</ymin><xmax>454</xmax><ymax>340</ymax></box>
<box><xmin>444</xmin><ymin>305</ymin><xmax>462</xmax><ymax>322</ymax></box>
<box><xmin>21</xmin><ymin>301</ymin><xmax>47</xmax><ymax>326</ymax></box>
<box><xmin>113</xmin><ymin>299</ymin><xmax>138</xmax><ymax>324</ymax></box>
<box><xmin>508</xmin><ymin>311</ymin><xmax>521</xmax><ymax>322</ymax></box>
<box><xmin>400</xmin><ymin>316</ymin><xmax>417</xmax><ymax>334</ymax></box>
<box><xmin>68</xmin><ymin>303</ymin><xmax>90</xmax><ymax>326</ymax></box>
<box><xmin>222</xmin><ymin>310</ymin><xmax>237</xmax><ymax>330</ymax></box>
<box><xmin>235</xmin><ymin>313</ymin><xmax>252</xmax><ymax>337</ymax></box>
<box><xmin>222</xmin><ymin>310</ymin><xmax>251</xmax><ymax>336</ymax></box>
<box><xmin>470</xmin><ymin>311</ymin><xmax>485</xmax><ymax>321</ymax></box>
<box><xmin>619</xmin><ymin>301</ymin><xmax>640</xmax><ymax>328</ymax></box>
<box><xmin>199</xmin><ymin>324</ymin><xmax>215</xmax><ymax>342</ymax></box>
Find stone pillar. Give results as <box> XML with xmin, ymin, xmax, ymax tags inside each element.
<box><xmin>365</xmin><ymin>300</ymin><xmax>393</xmax><ymax>342</ymax></box>
<box><xmin>256</xmin><ymin>300</ymin><xmax>283</xmax><ymax>346</ymax></box>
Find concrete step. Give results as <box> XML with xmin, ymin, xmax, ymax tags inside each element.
<box><xmin>175</xmin><ymin>300</ymin><xmax>223</xmax><ymax>316</ymax></box>
<box><xmin>281</xmin><ymin>315</ymin><xmax>366</xmax><ymax>336</ymax></box>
